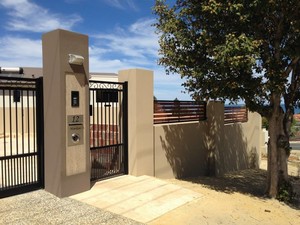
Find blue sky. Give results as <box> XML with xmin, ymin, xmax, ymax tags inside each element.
<box><xmin>0</xmin><ymin>0</ymin><xmax>191</xmax><ymax>100</ymax></box>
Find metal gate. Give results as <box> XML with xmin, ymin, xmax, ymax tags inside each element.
<box><xmin>0</xmin><ymin>77</ymin><xmax>44</xmax><ymax>198</ymax></box>
<box><xmin>89</xmin><ymin>81</ymin><xmax>128</xmax><ymax>181</ymax></box>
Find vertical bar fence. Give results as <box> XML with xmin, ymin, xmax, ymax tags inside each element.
<box><xmin>89</xmin><ymin>81</ymin><xmax>128</xmax><ymax>181</ymax></box>
<box><xmin>0</xmin><ymin>77</ymin><xmax>44</xmax><ymax>198</ymax></box>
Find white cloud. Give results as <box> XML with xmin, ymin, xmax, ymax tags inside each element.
<box><xmin>0</xmin><ymin>15</ymin><xmax>189</xmax><ymax>100</ymax></box>
<box><xmin>89</xmin><ymin>56</ymin><xmax>128</xmax><ymax>73</ymax></box>
<box><xmin>0</xmin><ymin>0</ymin><xmax>82</xmax><ymax>32</ymax></box>
<box><xmin>102</xmin><ymin>0</ymin><xmax>138</xmax><ymax>11</ymax></box>
<box><xmin>92</xmin><ymin>18</ymin><xmax>158</xmax><ymax>63</ymax></box>
<box><xmin>89</xmin><ymin>50</ymin><xmax>189</xmax><ymax>100</ymax></box>
<box><xmin>90</xmin><ymin>18</ymin><xmax>190</xmax><ymax>99</ymax></box>
<box><xmin>0</xmin><ymin>36</ymin><xmax>42</xmax><ymax>67</ymax></box>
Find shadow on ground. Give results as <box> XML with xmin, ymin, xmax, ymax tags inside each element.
<box><xmin>182</xmin><ymin>169</ymin><xmax>267</xmax><ymax>196</ymax></box>
<box><xmin>180</xmin><ymin>168</ymin><xmax>300</xmax><ymax>209</ymax></box>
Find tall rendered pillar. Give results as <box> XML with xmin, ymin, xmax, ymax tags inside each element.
<box><xmin>118</xmin><ymin>69</ymin><xmax>154</xmax><ymax>176</ymax></box>
<box><xmin>42</xmin><ymin>29</ymin><xmax>90</xmax><ymax>197</ymax></box>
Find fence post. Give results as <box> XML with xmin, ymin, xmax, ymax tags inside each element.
<box><xmin>118</xmin><ymin>69</ymin><xmax>154</xmax><ymax>176</ymax></box>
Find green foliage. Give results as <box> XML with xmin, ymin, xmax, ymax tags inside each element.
<box><xmin>262</xmin><ymin>117</ymin><xmax>269</xmax><ymax>130</ymax></box>
<box><xmin>276</xmin><ymin>180</ymin><xmax>297</xmax><ymax>203</ymax></box>
<box><xmin>154</xmin><ymin>0</ymin><xmax>300</xmax><ymax>198</ymax></box>
<box><xmin>153</xmin><ymin>0</ymin><xmax>300</xmax><ymax>116</ymax></box>
<box><xmin>264</xmin><ymin>115</ymin><xmax>299</xmax><ymax>138</ymax></box>
<box><xmin>290</xmin><ymin>117</ymin><xmax>299</xmax><ymax>137</ymax></box>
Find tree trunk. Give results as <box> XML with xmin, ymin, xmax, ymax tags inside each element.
<box><xmin>267</xmin><ymin>115</ymin><xmax>279</xmax><ymax>197</ymax></box>
<box><xmin>280</xmin><ymin>103</ymin><xmax>293</xmax><ymax>182</ymax></box>
<box><xmin>278</xmin><ymin>112</ymin><xmax>289</xmax><ymax>182</ymax></box>
<box><xmin>278</xmin><ymin>146</ymin><xmax>289</xmax><ymax>181</ymax></box>
<box><xmin>267</xmin><ymin>97</ymin><xmax>289</xmax><ymax>198</ymax></box>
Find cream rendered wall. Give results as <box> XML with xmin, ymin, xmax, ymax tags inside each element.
<box><xmin>261</xmin><ymin>128</ymin><xmax>268</xmax><ymax>155</ymax></box>
<box><xmin>154</xmin><ymin>121</ymin><xmax>208</xmax><ymax>178</ymax></box>
<box><xmin>217</xmin><ymin>112</ymin><xmax>261</xmax><ymax>176</ymax></box>
<box><xmin>153</xmin><ymin>102</ymin><xmax>262</xmax><ymax>179</ymax></box>
<box><xmin>89</xmin><ymin>73</ymin><xmax>118</xmax><ymax>82</ymax></box>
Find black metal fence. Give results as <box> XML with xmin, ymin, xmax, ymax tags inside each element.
<box><xmin>89</xmin><ymin>81</ymin><xmax>128</xmax><ymax>181</ymax></box>
<box><xmin>0</xmin><ymin>77</ymin><xmax>44</xmax><ymax>198</ymax></box>
<box><xmin>154</xmin><ymin>100</ymin><xmax>207</xmax><ymax>124</ymax></box>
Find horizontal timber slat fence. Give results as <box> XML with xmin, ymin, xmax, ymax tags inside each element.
<box><xmin>224</xmin><ymin>106</ymin><xmax>248</xmax><ymax>124</ymax></box>
<box><xmin>154</xmin><ymin>100</ymin><xmax>206</xmax><ymax>124</ymax></box>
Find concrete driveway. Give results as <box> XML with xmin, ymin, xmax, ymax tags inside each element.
<box><xmin>70</xmin><ymin>175</ymin><xmax>202</xmax><ymax>224</ymax></box>
<box><xmin>0</xmin><ymin>175</ymin><xmax>201</xmax><ymax>224</ymax></box>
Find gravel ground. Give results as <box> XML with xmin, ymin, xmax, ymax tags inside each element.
<box><xmin>0</xmin><ymin>190</ymin><xmax>144</xmax><ymax>225</ymax></box>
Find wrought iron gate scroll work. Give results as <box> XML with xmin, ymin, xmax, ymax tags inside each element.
<box><xmin>89</xmin><ymin>81</ymin><xmax>128</xmax><ymax>181</ymax></box>
<box><xmin>0</xmin><ymin>77</ymin><xmax>44</xmax><ymax>198</ymax></box>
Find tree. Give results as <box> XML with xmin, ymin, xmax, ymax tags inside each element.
<box><xmin>154</xmin><ymin>0</ymin><xmax>300</xmax><ymax>198</ymax></box>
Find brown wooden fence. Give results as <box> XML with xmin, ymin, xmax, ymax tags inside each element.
<box><xmin>154</xmin><ymin>100</ymin><xmax>206</xmax><ymax>124</ymax></box>
<box><xmin>224</xmin><ymin>106</ymin><xmax>248</xmax><ymax>124</ymax></box>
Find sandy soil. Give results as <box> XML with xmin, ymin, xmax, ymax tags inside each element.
<box><xmin>149</xmin><ymin>157</ymin><xmax>300</xmax><ymax>225</ymax></box>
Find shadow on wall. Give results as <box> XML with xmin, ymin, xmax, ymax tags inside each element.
<box><xmin>217</xmin><ymin>124</ymin><xmax>250</xmax><ymax>176</ymax></box>
<box><xmin>204</xmin><ymin>102</ymin><xmax>222</xmax><ymax>177</ymax></box>
<box><xmin>154</xmin><ymin>101</ymin><xmax>261</xmax><ymax>179</ymax></box>
<box><xmin>205</xmin><ymin>103</ymin><xmax>260</xmax><ymax>177</ymax></box>
<box><xmin>155</xmin><ymin>112</ymin><xmax>260</xmax><ymax>179</ymax></box>
<box><xmin>158</xmin><ymin>122</ymin><xmax>208</xmax><ymax>179</ymax></box>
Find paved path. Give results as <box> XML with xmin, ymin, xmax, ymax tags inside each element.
<box><xmin>71</xmin><ymin>175</ymin><xmax>202</xmax><ymax>224</ymax></box>
<box><xmin>2</xmin><ymin>163</ymin><xmax>298</xmax><ymax>225</ymax></box>
<box><xmin>0</xmin><ymin>175</ymin><xmax>201</xmax><ymax>224</ymax></box>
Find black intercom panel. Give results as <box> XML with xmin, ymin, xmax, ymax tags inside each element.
<box><xmin>71</xmin><ymin>91</ymin><xmax>79</xmax><ymax>107</ymax></box>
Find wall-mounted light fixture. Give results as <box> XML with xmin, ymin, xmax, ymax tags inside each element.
<box><xmin>0</xmin><ymin>67</ymin><xmax>23</xmax><ymax>74</ymax></box>
<box><xmin>68</xmin><ymin>54</ymin><xmax>84</xmax><ymax>65</ymax></box>
<box><xmin>0</xmin><ymin>67</ymin><xmax>24</xmax><ymax>78</ymax></box>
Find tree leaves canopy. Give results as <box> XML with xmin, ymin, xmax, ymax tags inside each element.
<box><xmin>154</xmin><ymin>0</ymin><xmax>300</xmax><ymax>116</ymax></box>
